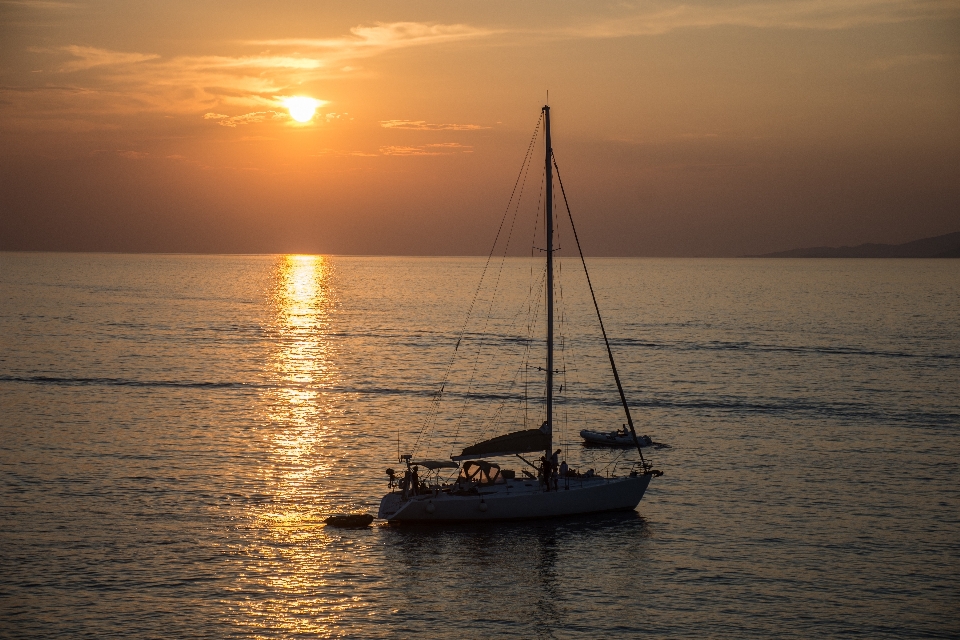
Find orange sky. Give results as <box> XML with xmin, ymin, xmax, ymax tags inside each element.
<box><xmin>1</xmin><ymin>0</ymin><xmax>958</xmax><ymax>255</ymax></box>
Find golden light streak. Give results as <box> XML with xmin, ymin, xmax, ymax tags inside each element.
<box><xmin>223</xmin><ymin>254</ymin><xmax>353</xmax><ymax>636</ymax></box>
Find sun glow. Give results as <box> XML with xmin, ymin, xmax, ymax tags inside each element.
<box><xmin>284</xmin><ymin>96</ymin><xmax>321</xmax><ymax>123</ymax></box>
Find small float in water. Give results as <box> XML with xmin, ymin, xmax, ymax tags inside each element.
<box><xmin>324</xmin><ymin>513</ymin><xmax>374</xmax><ymax>528</ymax></box>
<box><xmin>580</xmin><ymin>427</ymin><xmax>654</xmax><ymax>448</ymax></box>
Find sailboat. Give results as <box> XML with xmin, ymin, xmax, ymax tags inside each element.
<box><xmin>378</xmin><ymin>104</ymin><xmax>662</xmax><ymax>523</ymax></box>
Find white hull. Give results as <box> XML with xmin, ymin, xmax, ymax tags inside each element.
<box><xmin>378</xmin><ymin>473</ymin><xmax>652</xmax><ymax>522</ymax></box>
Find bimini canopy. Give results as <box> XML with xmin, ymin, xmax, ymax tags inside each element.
<box><xmin>410</xmin><ymin>460</ymin><xmax>459</xmax><ymax>470</ymax></box>
<box><xmin>458</xmin><ymin>460</ymin><xmax>503</xmax><ymax>485</ymax></box>
<box><xmin>452</xmin><ymin>428</ymin><xmax>549</xmax><ymax>461</ymax></box>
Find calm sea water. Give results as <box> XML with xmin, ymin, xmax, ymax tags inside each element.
<box><xmin>1</xmin><ymin>253</ymin><xmax>958</xmax><ymax>638</ymax></box>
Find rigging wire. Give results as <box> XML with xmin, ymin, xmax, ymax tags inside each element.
<box><xmin>475</xmin><ymin>264</ymin><xmax>547</xmax><ymax>439</ymax></box>
<box><xmin>525</xmin><ymin>161</ymin><xmax>547</xmax><ymax>429</ymax></box>
<box><xmin>552</xmin><ymin>152</ymin><xmax>648</xmax><ymax>469</ymax></box>
<box><xmin>447</xmin><ymin>122</ymin><xmax>542</xmax><ymax>453</ymax></box>
<box><xmin>469</xmin><ymin>159</ymin><xmax>548</xmax><ymax>441</ymax></box>
<box><xmin>410</xmin><ymin>112</ymin><xmax>543</xmax><ymax>458</ymax></box>
<box><xmin>555</xmin><ymin>222</ymin><xmax>567</xmax><ymax>452</ymax></box>
<box><xmin>453</xmin><ymin>162</ymin><xmax>549</xmax><ymax>446</ymax></box>
<box><xmin>439</xmin><ymin>137</ymin><xmax>551</xmax><ymax>450</ymax></box>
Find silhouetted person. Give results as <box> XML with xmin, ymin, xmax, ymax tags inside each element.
<box><xmin>411</xmin><ymin>466</ymin><xmax>420</xmax><ymax>495</ymax></box>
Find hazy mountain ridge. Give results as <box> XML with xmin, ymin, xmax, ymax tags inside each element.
<box><xmin>751</xmin><ymin>231</ymin><xmax>960</xmax><ymax>258</ymax></box>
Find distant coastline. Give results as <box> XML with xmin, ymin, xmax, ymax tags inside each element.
<box><xmin>749</xmin><ymin>231</ymin><xmax>960</xmax><ymax>258</ymax></box>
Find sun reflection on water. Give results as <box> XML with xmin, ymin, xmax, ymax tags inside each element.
<box><xmin>268</xmin><ymin>254</ymin><xmax>335</xmax><ymax>482</ymax></box>
<box><xmin>224</xmin><ymin>255</ymin><xmax>359</xmax><ymax>637</ymax></box>
<box><xmin>275</xmin><ymin>254</ymin><xmax>329</xmax><ymax>411</ymax></box>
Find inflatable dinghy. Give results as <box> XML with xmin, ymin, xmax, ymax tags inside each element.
<box><xmin>580</xmin><ymin>429</ymin><xmax>653</xmax><ymax>447</ymax></box>
<box><xmin>324</xmin><ymin>513</ymin><xmax>374</xmax><ymax>528</ymax></box>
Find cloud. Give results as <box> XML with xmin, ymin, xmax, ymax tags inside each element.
<box><xmin>313</xmin><ymin>148</ymin><xmax>379</xmax><ymax>157</ymax></box>
<box><xmin>181</xmin><ymin>55</ymin><xmax>324</xmax><ymax>70</ymax></box>
<box><xmin>0</xmin><ymin>1</ymin><xmax>74</xmax><ymax>8</ymax></box>
<box><xmin>11</xmin><ymin>50</ymin><xmax>331</xmax><ymax>122</ymax></box>
<box><xmin>250</xmin><ymin>22</ymin><xmax>491</xmax><ymax>58</ymax></box>
<box><xmin>203</xmin><ymin>110</ymin><xmax>285</xmax><ymax>127</ymax></box>
<box><xmin>380</xmin><ymin>146</ymin><xmax>442</xmax><ymax>156</ymax></box>
<box><xmin>380</xmin><ymin>120</ymin><xmax>489</xmax><ymax>131</ymax></box>
<box><xmin>60</xmin><ymin>45</ymin><xmax>160</xmax><ymax>71</ymax></box>
<box><xmin>862</xmin><ymin>52</ymin><xmax>952</xmax><ymax>70</ymax></box>
<box><xmin>13</xmin><ymin>6</ymin><xmax>948</xmax><ymax>136</ymax></box>
<box><xmin>6</xmin><ymin>21</ymin><xmax>491</xmax><ymax>128</ymax></box>
<box><xmin>567</xmin><ymin>0</ymin><xmax>959</xmax><ymax>37</ymax></box>
<box><xmin>380</xmin><ymin>142</ymin><xmax>473</xmax><ymax>156</ymax></box>
<box><xmin>426</xmin><ymin>142</ymin><xmax>473</xmax><ymax>150</ymax></box>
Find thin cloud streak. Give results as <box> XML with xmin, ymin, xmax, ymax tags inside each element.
<box><xmin>571</xmin><ymin>0</ymin><xmax>959</xmax><ymax>38</ymax></box>
<box><xmin>862</xmin><ymin>52</ymin><xmax>952</xmax><ymax>70</ymax></box>
<box><xmin>249</xmin><ymin>22</ymin><xmax>491</xmax><ymax>57</ymax></box>
<box><xmin>0</xmin><ymin>0</ymin><xmax>74</xmax><ymax>8</ymax></box>
<box><xmin>380</xmin><ymin>120</ymin><xmax>489</xmax><ymax>131</ymax></box>
<box><xmin>60</xmin><ymin>45</ymin><xmax>160</xmax><ymax>71</ymax></box>
<box><xmin>380</xmin><ymin>142</ymin><xmax>473</xmax><ymax>156</ymax></box>
<box><xmin>203</xmin><ymin>110</ymin><xmax>287</xmax><ymax>127</ymax></box>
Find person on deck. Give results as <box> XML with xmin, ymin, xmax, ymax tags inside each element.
<box><xmin>410</xmin><ymin>466</ymin><xmax>420</xmax><ymax>496</ymax></box>
<box><xmin>548</xmin><ymin>449</ymin><xmax>561</xmax><ymax>490</ymax></box>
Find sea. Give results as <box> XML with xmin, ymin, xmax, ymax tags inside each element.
<box><xmin>1</xmin><ymin>252</ymin><xmax>958</xmax><ymax>638</ymax></box>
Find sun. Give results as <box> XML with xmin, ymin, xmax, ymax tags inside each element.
<box><xmin>284</xmin><ymin>96</ymin><xmax>320</xmax><ymax>123</ymax></box>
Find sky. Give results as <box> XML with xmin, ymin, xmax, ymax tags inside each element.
<box><xmin>0</xmin><ymin>0</ymin><xmax>958</xmax><ymax>256</ymax></box>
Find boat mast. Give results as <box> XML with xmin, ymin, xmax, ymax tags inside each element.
<box><xmin>544</xmin><ymin>104</ymin><xmax>554</xmax><ymax>462</ymax></box>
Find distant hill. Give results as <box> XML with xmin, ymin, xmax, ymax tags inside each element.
<box><xmin>751</xmin><ymin>231</ymin><xmax>960</xmax><ymax>258</ymax></box>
